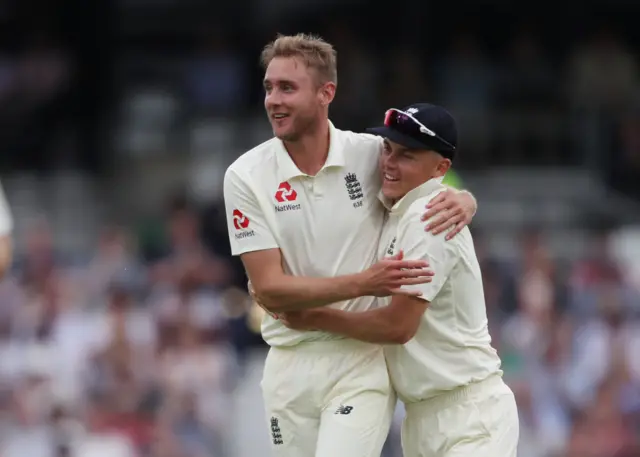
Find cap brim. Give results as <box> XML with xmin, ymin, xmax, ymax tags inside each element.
<box><xmin>366</xmin><ymin>126</ymin><xmax>429</xmax><ymax>150</ymax></box>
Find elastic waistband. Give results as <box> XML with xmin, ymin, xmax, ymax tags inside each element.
<box><xmin>405</xmin><ymin>374</ymin><xmax>506</xmax><ymax>414</ymax></box>
<box><xmin>270</xmin><ymin>338</ymin><xmax>381</xmax><ymax>355</ymax></box>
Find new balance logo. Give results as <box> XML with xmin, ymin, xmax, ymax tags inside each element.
<box><xmin>334</xmin><ymin>405</ymin><xmax>353</xmax><ymax>415</ymax></box>
<box><xmin>275</xmin><ymin>182</ymin><xmax>297</xmax><ymax>202</ymax></box>
<box><xmin>270</xmin><ymin>417</ymin><xmax>283</xmax><ymax>445</ymax></box>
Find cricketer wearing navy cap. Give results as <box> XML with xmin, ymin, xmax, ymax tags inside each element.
<box><xmin>281</xmin><ymin>102</ymin><xmax>520</xmax><ymax>457</ymax></box>
<box><xmin>366</xmin><ymin>103</ymin><xmax>459</xmax><ymax>206</ymax></box>
<box><xmin>367</xmin><ymin>103</ymin><xmax>457</xmax><ymax>158</ymax></box>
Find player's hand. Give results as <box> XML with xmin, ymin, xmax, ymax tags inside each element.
<box><xmin>421</xmin><ymin>189</ymin><xmax>477</xmax><ymax>240</ymax></box>
<box><xmin>279</xmin><ymin>310</ymin><xmax>319</xmax><ymax>331</ymax></box>
<box><xmin>359</xmin><ymin>251</ymin><xmax>433</xmax><ymax>297</ymax></box>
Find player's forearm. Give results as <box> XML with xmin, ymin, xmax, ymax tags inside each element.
<box><xmin>256</xmin><ymin>273</ymin><xmax>365</xmax><ymax>312</ymax></box>
<box><xmin>0</xmin><ymin>236</ymin><xmax>12</xmax><ymax>279</ymax></box>
<box><xmin>309</xmin><ymin>307</ymin><xmax>406</xmax><ymax>344</ymax></box>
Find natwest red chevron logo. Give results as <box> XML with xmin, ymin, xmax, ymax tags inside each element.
<box><xmin>275</xmin><ymin>182</ymin><xmax>297</xmax><ymax>202</ymax></box>
<box><xmin>233</xmin><ymin>209</ymin><xmax>250</xmax><ymax>230</ymax></box>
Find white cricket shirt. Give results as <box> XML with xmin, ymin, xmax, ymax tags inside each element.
<box><xmin>224</xmin><ymin>122</ymin><xmax>385</xmax><ymax>347</ymax></box>
<box><xmin>0</xmin><ymin>181</ymin><xmax>12</xmax><ymax>236</ymax></box>
<box><xmin>378</xmin><ymin>177</ymin><xmax>502</xmax><ymax>403</ymax></box>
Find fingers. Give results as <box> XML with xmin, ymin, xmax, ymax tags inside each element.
<box><xmin>428</xmin><ymin>211</ymin><xmax>464</xmax><ymax>235</ymax></box>
<box><xmin>390</xmin><ymin>259</ymin><xmax>430</xmax><ymax>269</ymax></box>
<box><xmin>422</xmin><ymin>190</ymin><xmax>453</xmax><ymax>220</ymax></box>
<box><xmin>388</xmin><ymin>276</ymin><xmax>434</xmax><ymax>296</ymax></box>
<box><xmin>423</xmin><ymin>191</ymin><xmax>467</xmax><ymax>228</ymax></box>
<box><xmin>396</xmin><ymin>276</ymin><xmax>433</xmax><ymax>286</ymax></box>
<box><xmin>394</xmin><ymin>268</ymin><xmax>434</xmax><ymax>278</ymax></box>
<box><xmin>421</xmin><ymin>202</ymin><xmax>448</xmax><ymax>222</ymax></box>
<box><xmin>445</xmin><ymin>221</ymin><xmax>466</xmax><ymax>241</ymax></box>
<box><xmin>425</xmin><ymin>191</ymin><xmax>446</xmax><ymax>209</ymax></box>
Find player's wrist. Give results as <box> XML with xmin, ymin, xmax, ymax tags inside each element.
<box><xmin>351</xmin><ymin>271</ymin><xmax>371</xmax><ymax>297</ymax></box>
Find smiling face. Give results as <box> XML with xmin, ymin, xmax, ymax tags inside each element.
<box><xmin>263</xmin><ymin>56</ymin><xmax>335</xmax><ymax>142</ymax></box>
<box><xmin>379</xmin><ymin>138</ymin><xmax>451</xmax><ymax>202</ymax></box>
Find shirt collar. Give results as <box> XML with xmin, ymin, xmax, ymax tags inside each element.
<box><xmin>275</xmin><ymin>121</ymin><xmax>345</xmax><ymax>182</ymax></box>
<box><xmin>378</xmin><ymin>177</ymin><xmax>445</xmax><ymax>214</ymax></box>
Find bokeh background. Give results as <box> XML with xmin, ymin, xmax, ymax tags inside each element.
<box><xmin>1</xmin><ymin>0</ymin><xmax>640</xmax><ymax>456</ymax></box>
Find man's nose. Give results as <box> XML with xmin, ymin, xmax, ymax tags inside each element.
<box><xmin>265</xmin><ymin>89</ymin><xmax>282</xmax><ymax>107</ymax></box>
<box><xmin>384</xmin><ymin>153</ymin><xmax>399</xmax><ymax>167</ymax></box>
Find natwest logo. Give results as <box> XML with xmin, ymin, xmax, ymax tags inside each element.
<box><xmin>233</xmin><ymin>209</ymin><xmax>250</xmax><ymax>230</ymax></box>
<box><xmin>275</xmin><ymin>182</ymin><xmax>297</xmax><ymax>202</ymax></box>
<box><xmin>232</xmin><ymin>209</ymin><xmax>255</xmax><ymax>239</ymax></box>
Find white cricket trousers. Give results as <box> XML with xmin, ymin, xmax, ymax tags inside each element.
<box><xmin>261</xmin><ymin>338</ymin><xmax>396</xmax><ymax>457</ymax></box>
<box><xmin>402</xmin><ymin>374</ymin><xmax>520</xmax><ymax>457</ymax></box>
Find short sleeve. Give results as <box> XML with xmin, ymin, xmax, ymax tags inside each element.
<box><xmin>0</xmin><ymin>182</ymin><xmax>12</xmax><ymax>236</ymax></box>
<box><xmin>223</xmin><ymin>167</ymin><xmax>279</xmax><ymax>256</ymax></box>
<box><xmin>396</xmin><ymin>208</ymin><xmax>460</xmax><ymax>301</ymax></box>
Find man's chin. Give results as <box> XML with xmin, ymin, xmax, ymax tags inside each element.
<box><xmin>382</xmin><ymin>186</ymin><xmax>406</xmax><ymax>203</ymax></box>
<box><xmin>274</xmin><ymin>130</ymin><xmax>299</xmax><ymax>142</ymax></box>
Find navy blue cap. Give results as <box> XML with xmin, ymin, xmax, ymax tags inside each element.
<box><xmin>366</xmin><ymin>103</ymin><xmax>458</xmax><ymax>160</ymax></box>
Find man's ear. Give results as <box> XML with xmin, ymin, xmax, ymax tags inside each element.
<box><xmin>318</xmin><ymin>81</ymin><xmax>336</xmax><ymax>106</ymax></box>
<box><xmin>436</xmin><ymin>158</ymin><xmax>452</xmax><ymax>177</ymax></box>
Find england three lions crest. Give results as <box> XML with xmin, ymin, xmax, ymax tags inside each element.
<box><xmin>344</xmin><ymin>173</ymin><xmax>364</xmax><ymax>208</ymax></box>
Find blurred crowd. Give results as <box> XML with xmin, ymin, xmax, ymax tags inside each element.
<box><xmin>0</xmin><ymin>196</ymin><xmax>255</xmax><ymax>457</ymax></box>
<box><xmin>477</xmin><ymin>227</ymin><xmax>640</xmax><ymax>457</ymax></box>
<box><xmin>0</xmin><ymin>196</ymin><xmax>639</xmax><ymax>457</ymax></box>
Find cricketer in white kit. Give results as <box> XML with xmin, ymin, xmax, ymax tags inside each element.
<box><xmin>282</xmin><ymin>103</ymin><xmax>520</xmax><ymax>457</ymax></box>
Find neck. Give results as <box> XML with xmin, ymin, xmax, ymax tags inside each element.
<box><xmin>283</xmin><ymin>117</ymin><xmax>330</xmax><ymax>176</ymax></box>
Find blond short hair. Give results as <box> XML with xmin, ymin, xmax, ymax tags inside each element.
<box><xmin>260</xmin><ymin>33</ymin><xmax>338</xmax><ymax>85</ymax></box>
